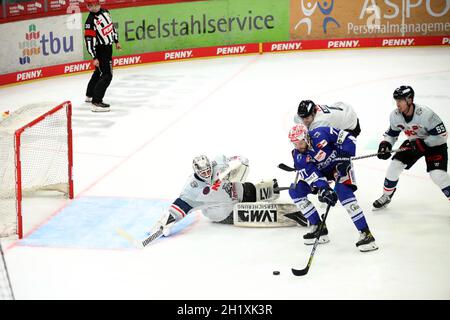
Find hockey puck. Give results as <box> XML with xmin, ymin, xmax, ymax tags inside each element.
<box><xmin>273</xmin><ymin>271</ymin><xmax>280</xmax><ymax>275</ymax></box>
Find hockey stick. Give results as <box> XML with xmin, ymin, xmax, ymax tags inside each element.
<box><xmin>278</xmin><ymin>147</ymin><xmax>411</xmax><ymax>172</ymax></box>
<box><xmin>278</xmin><ymin>163</ymin><xmax>297</xmax><ymax>172</ymax></box>
<box><xmin>0</xmin><ymin>241</ymin><xmax>15</xmax><ymax>300</ymax></box>
<box><xmin>291</xmin><ymin>203</ymin><xmax>332</xmax><ymax>276</ymax></box>
<box><xmin>274</xmin><ymin>186</ymin><xmax>292</xmax><ymax>192</ymax></box>
<box><xmin>276</xmin><ymin>163</ymin><xmax>301</xmax><ymax>191</ymax></box>
<box><xmin>115</xmin><ymin>225</ymin><xmax>164</xmax><ymax>249</ymax></box>
<box><xmin>333</xmin><ymin>147</ymin><xmax>411</xmax><ymax>162</ymax></box>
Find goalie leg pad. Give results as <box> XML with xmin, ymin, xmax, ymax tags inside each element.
<box><xmin>233</xmin><ymin>202</ymin><xmax>302</xmax><ymax>227</ymax></box>
<box><xmin>254</xmin><ymin>179</ymin><xmax>280</xmax><ymax>201</ymax></box>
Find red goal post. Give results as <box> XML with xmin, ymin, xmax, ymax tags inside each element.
<box><xmin>0</xmin><ymin>101</ymin><xmax>73</xmax><ymax>239</ymax></box>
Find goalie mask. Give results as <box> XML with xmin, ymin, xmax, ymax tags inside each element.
<box><xmin>192</xmin><ymin>155</ymin><xmax>212</xmax><ymax>181</ymax></box>
<box><xmin>288</xmin><ymin>124</ymin><xmax>311</xmax><ymax>153</ymax></box>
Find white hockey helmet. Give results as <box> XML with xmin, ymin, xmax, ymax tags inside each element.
<box><xmin>288</xmin><ymin>124</ymin><xmax>311</xmax><ymax>151</ymax></box>
<box><xmin>192</xmin><ymin>155</ymin><xmax>212</xmax><ymax>180</ymax></box>
<box><xmin>288</xmin><ymin>123</ymin><xmax>309</xmax><ymax>143</ymax></box>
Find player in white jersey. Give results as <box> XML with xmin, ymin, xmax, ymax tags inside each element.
<box><xmin>151</xmin><ymin>155</ymin><xmax>308</xmax><ymax>238</ymax></box>
<box><xmin>373</xmin><ymin>85</ymin><xmax>450</xmax><ymax>208</ymax></box>
<box><xmin>294</xmin><ymin>100</ymin><xmax>361</xmax><ymax>137</ymax></box>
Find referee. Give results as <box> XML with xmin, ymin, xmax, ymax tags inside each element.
<box><xmin>84</xmin><ymin>0</ymin><xmax>121</xmax><ymax>112</ymax></box>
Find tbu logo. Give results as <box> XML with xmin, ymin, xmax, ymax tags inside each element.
<box><xmin>19</xmin><ymin>24</ymin><xmax>40</xmax><ymax>64</ymax></box>
<box><xmin>294</xmin><ymin>0</ymin><xmax>340</xmax><ymax>34</ymax></box>
<box><xmin>18</xmin><ymin>24</ymin><xmax>73</xmax><ymax>65</ymax></box>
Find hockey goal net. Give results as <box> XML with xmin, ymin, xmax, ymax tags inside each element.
<box><xmin>0</xmin><ymin>101</ymin><xmax>73</xmax><ymax>239</ymax></box>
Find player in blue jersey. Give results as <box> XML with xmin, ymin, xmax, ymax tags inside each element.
<box><xmin>287</xmin><ymin>123</ymin><xmax>378</xmax><ymax>252</ymax></box>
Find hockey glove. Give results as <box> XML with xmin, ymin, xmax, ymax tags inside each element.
<box><xmin>336</xmin><ymin>160</ymin><xmax>352</xmax><ymax>178</ymax></box>
<box><xmin>377</xmin><ymin>141</ymin><xmax>392</xmax><ymax>160</ymax></box>
<box><xmin>400</xmin><ymin>139</ymin><xmax>425</xmax><ymax>157</ymax></box>
<box><xmin>318</xmin><ymin>187</ymin><xmax>338</xmax><ymax>207</ymax></box>
<box><xmin>410</xmin><ymin>139</ymin><xmax>426</xmax><ymax>154</ymax></box>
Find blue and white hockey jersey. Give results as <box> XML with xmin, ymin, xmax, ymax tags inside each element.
<box><xmin>292</xmin><ymin>127</ymin><xmax>357</xmax><ymax>188</ymax></box>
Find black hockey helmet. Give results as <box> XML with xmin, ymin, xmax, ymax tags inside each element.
<box><xmin>297</xmin><ymin>100</ymin><xmax>316</xmax><ymax>118</ymax></box>
<box><xmin>393</xmin><ymin>86</ymin><xmax>414</xmax><ymax>100</ymax></box>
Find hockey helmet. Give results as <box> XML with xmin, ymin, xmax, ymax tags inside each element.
<box><xmin>192</xmin><ymin>155</ymin><xmax>212</xmax><ymax>180</ymax></box>
<box><xmin>393</xmin><ymin>85</ymin><xmax>414</xmax><ymax>100</ymax></box>
<box><xmin>288</xmin><ymin>123</ymin><xmax>310</xmax><ymax>144</ymax></box>
<box><xmin>297</xmin><ymin>100</ymin><xmax>316</xmax><ymax>118</ymax></box>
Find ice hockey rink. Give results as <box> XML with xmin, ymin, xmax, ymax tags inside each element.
<box><xmin>0</xmin><ymin>46</ymin><xmax>449</xmax><ymax>300</ymax></box>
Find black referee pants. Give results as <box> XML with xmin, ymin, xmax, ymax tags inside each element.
<box><xmin>86</xmin><ymin>45</ymin><xmax>113</xmax><ymax>103</ymax></box>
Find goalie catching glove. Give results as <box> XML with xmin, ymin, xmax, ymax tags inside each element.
<box><xmin>215</xmin><ymin>156</ymin><xmax>249</xmax><ymax>183</ymax></box>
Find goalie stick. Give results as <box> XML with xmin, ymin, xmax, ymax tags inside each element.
<box><xmin>291</xmin><ymin>203</ymin><xmax>332</xmax><ymax>276</ymax></box>
<box><xmin>116</xmin><ymin>226</ymin><xmax>164</xmax><ymax>249</ymax></box>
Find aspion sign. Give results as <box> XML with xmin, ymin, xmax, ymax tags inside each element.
<box><xmin>290</xmin><ymin>0</ymin><xmax>450</xmax><ymax>39</ymax></box>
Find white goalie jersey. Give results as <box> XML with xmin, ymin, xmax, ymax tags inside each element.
<box><xmin>294</xmin><ymin>101</ymin><xmax>358</xmax><ymax>131</ymax></box>
<box><xmin>171</xmin><ymin>155</ymin><xmax>249</xmax><ymax>222</ymax></box>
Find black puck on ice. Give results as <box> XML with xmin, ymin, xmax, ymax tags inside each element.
<box><xmin>273</xmin><ymin>271</ymin><xmax>280</xmax><ymax>275</ymax></box>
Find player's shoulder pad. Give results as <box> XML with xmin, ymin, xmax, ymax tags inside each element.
<box><xmin>390</xmin><ymin>109</ymin><xmax>403</xmax><ymax>122</ymax></box>
<box><xmin>414</xmin><ymin>104</ymin><xmax>433</xmax><ymax>118</ymax></box>
<box><xmin>309</xmin><ymin>126</ymin><xmax>326</xmax><ymax>138</ymax></box>
<box><xmin>309</xmin><ymin>126</ymin><xmax>330</xmax><ymax>147</ymax></box>
<box><xmin>293</xmin><ymin>149</ymin><xmax>314</xmax><ymax>166</ymax></box>
<box><xmin>416</xmin><ymin>104</ymin><xmax>444</xmax><ymax>128</ymax></box>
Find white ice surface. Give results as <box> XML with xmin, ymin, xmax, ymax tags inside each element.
<box><xmin>0</xmin><ymin>47</ymin><xmax>449</xmax><ymax>300</ymax></box>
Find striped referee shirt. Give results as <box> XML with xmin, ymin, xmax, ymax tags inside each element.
<box><xmin>84</xmin><ymin>8</ymin><xmax>118</xmax><ymax>59</ymax></box>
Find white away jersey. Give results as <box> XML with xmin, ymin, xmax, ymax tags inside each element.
<box><xmin>174</xmin><ymin>155</ymin><xmax>246</xmax><ymax>222</ymax></box>
<box><xmin>383</xmin><ymin>104</ymin><xmax>448</xmax><ymax>147</ymax></box>
<box><xmin>294</xmin><ymin>101</ymin><xmax>358</xmax><ymax>131</ymax></box>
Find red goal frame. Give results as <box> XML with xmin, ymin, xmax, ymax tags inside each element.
<box><xmin>13</xmin><ymin>101</ymin><xmax>73</xmax><ymax>239</ymax></box>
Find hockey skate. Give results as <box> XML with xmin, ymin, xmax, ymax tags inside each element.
<box><xmin>303</xmin><ymin>223</ymin><xmax>329</xmax><ymax>245</ymax></box>
<box><xmin>372</xmin><ymin>190</ymin><xmax>395</xmax><ymax>209</ymax></box>
<box><xmin>91</xmin><ymin>102</ymin><xmax>111</xmax><ymax>112</ymax></box>
<box><xmin>356</xmin><ymin>229</ymin><xmax>378</xmax><ymax>252</ymax></box>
